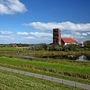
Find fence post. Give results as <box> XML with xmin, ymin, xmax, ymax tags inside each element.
<box><xmin>62</xmin><ymin>80</ymin><xmax>63</xmax><ymax>84</ymax></box>
<box><xmin>24</xmin><ymin>71</ymin><xmax>26</xmax><ymax>75</ymax></box>
<box><xmin>12</xmin><ymin>69</ymin><xmax>13</xmax><ymax>72</ymax></box>
<box><xmin>51</xmin><ymin>78</ymin><xmax>53</xmax><ymax>81</ymax></box>
<box><xmin>42</xmin><ymin>76</ymin><xmax>43</xmax><ymax>79</ymax></box>
<box><xmin>75</xmin><ymin>83</ymin><xmax>76</xmax><ymax>88</ymax></box>
<box><xmin>33</xmin><ymin>74</ymin><xmax>34</xmax><ymax>77</ymax></box>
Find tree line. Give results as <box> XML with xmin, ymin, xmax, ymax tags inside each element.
<box><xmin>0</xmin><ymin>40</ymin><xmax>90</xmax><ymax>51</ymax></box>
<box><xmin>29</xmin><ymin>40</ymin><xmax>90</xmax><ymax>51</ymax></box>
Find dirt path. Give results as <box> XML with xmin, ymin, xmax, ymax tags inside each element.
<box><xmin>0</xmin><ymin>66</ymin><xmax>90</xmax><ymax>90</ymax></box>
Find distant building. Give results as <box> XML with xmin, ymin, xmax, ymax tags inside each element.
<box><xmin>53</xmin><ymin>28</ymin><xmax>61</xmax><ymax>45</ymax></box>
<box><xmin>11</xmin><ymin>44</ymin><xmax>18</xmax><ymax>47</ymax></box>
<box><xmin>53</xmin><ymin>28</ymin><xmax>78</xmax><ymax>46</ymax></box>
<box><xmin>61</xmin><ymin>38</ymin><xmax>78</xmax><ymax>46</ymax></box>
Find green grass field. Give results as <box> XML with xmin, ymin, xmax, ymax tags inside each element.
<box><xmin>0</xmin><ymin>57</ymin><xmax>90</xmax><ymax>85</ymax></box>
<box><xmin>0</xmin><ymin>47</ymin><xmax>90</xmax><ymax>86</ymax></box>
<box><xmin>0</xmin><ymin>47</ymin><xmax>90</xmax><ymax>59</ymax></box>
<box><xmin>0</xmin><ymin>70</ymin><xmax>84</xmax><ymax>90</ymax></box>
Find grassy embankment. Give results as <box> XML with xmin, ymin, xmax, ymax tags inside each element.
<box><xmin>0</xmin><ymin>47</ymin><xmax>90</xmax><ymax>85</ymax></box>
<box><xmin>0</xmin><ymin>57</ymin><xmax>90</xmax><ymax>85</ymax></box>
<box><xmin>0</xmin><ymin>70</ymin><xmax>84</xmax><ymax>90</ymax></box>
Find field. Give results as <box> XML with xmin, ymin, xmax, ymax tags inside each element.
<box><xmin>0</xmin><ymin>70</ymin><xmax>84</xmax><ymax>90</ymax></box>
<box><xmin>0</xmin><ymin>47</ymin><xmax>90</xmax><ymax>86</ymax></box>
<box><xmin>0</xmin><ymin>47</ymin><xmax>90</xmax><ymax>59</ymax></box>
<box><xmin>0</xmin><ymin>57</ymin><xmax>90</xmax><ymax>85</ymax></box>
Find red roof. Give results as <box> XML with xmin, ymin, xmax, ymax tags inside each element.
<box><xmin>61</xmin><ymin>38</ymin><xmax>78</xmax><ymax>44</ymax></box>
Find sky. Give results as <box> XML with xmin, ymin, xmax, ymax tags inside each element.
<box><xmin>0</xmin><ymin>0</ymin><xmax>90</xmax><ymax>44</ymax></box>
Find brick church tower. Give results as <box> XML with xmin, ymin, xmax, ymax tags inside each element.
<box><xmin>53</xmin><ymin>28</ymin><xmax>61</xmax><ymax>45</ymax></box>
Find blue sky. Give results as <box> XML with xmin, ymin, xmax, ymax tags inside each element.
<box><xmin>0</xmin><ymin>0</ymin><xmax>90</xmax><ymax>44</ymax></box>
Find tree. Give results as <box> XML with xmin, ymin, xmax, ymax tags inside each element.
<box><xmin>29</xmin><ymin>43</ymin><xmax>48</xmax><ymax>51</ymax></box>
<box><xmin>83</xmin><ymin>40</ymin><xmax>90</xmax><ymax>48</ymax></box>
<box><xmin>63</xmin><ymin>44</ymin><xmax>80</xmax><ymax>51</ymax></box>
<box><xmin>55</xmin><ymin>45</ymin><xmax>62</xmax><ymax>51</ymax></box>
<box><xmin>47</xmin><ymin>44</ymin><xmax>55</xmax><ymax>51</ymax></box>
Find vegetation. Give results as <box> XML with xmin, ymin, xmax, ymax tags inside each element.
<box><xmin>0</xmin><ymin>46</ymin><xmax>90</xmax><ymax>60</ymax></box>
<box><xmin>29</xmin><ymin>43</ymin><xmax>82</xmax><ymax>51</ymax></box>
<box><xmin>0</xmin><ymin>40</ymin><xmax>90</xmax><ymax>88</ymax></box>
<box><xmin>0</xmin><ymin>40</ymin><xmax>90</xmax><ymax>51</ymax></box>
<box><xmin>0</xmin><ymin>70</ymin><xmax>84</xmax><ymax>90</ymax></box>
<box><xmin>0</xmin><ymin>57</ymin><xmax>90</xmax><ymax>85</ymax></box>
<box><xmin>83</xmin><ymin>40</ymin><xmax>90</xmax><ymax>48</ymax></box>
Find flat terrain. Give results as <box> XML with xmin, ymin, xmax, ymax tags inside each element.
<box><xmin>0</xmin><ymin>70</ymin><xmax>84</xmax><ymax>90</ymax></box>
<box><xmin>0</xmin><ymin>57</ymin><xmax>90</xmax><ymax>85</ymax></box>
<box><xmin>0</xmin><ymin>47</ymin><xmax>90</xmax><ymax>89</ymax></box>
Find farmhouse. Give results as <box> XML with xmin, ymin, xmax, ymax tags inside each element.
<box><xmin>53</xmin><ymin>28</ymin><xmax>78</xmax><ymax>46</ymax></box>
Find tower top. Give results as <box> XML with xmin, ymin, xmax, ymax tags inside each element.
<box><xmin>53</xmin><ymin>28</ymin><xmax>60</xmax><ymax>30</ymax></box>
<box><xmin>53</xmin><ymin>28</ymin><xmax>60</xmax><ymax>31</ymax></box>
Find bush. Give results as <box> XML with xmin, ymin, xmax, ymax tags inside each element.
<box><xmin>63</xmin><ymin>44</ymin><xmax>81</xmax><ymax>51</ymax></box>
<box><xmin>84</xmin><ymin>40</ymin><xmax>90</xmax><ymax>48</ymax></box>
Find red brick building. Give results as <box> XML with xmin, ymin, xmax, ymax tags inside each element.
<box><xmin>53</xmin><ymin>28</ymin><xmax>78</xmax><ymax>46</ymax></box>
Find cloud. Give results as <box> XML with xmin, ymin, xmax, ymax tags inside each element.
<box><xmin>61</xmin><ymin>34</ymin><xmax>73</xmax><ymax>38</ymax></box>
<box><xmin>82</xmin><ymin>33</ymin><xmax>87</xmax><ymax>36</ymax></box>
<box><xmin>0</xmin><ymin>35</ymin><xmax>14</xmax><ymax>40</ymax></box>
<box><xmin>71</xmin><ymin>32</ymin><xmax>88</xmax><ymax>40</ymax></box>
<box><xmin>23</xmin><ymin>21</ymin><xmax>90</xmax><ymax>31</ymax></box>
<box><xmin>0</xmin><ymin>30</ymin><xmax>14</xmax><ymax>42</ymax></box>
<box><xmin>87</xmin><ymin>32</ymin><xmax>90</xmax><ymax>35</ymax></box>
<box><xmin>0</xmin><ymin>0</ymin><xmax>27</xmax><ymax>15</ymax></box>
<box><xmin>17</xmin><ymin>32</ymin><xmax>29</xmax><ymax>35</ymax></box>
<box><xmin>24</xmin><ymin>36</ymin><xmax>35</xmax><ymax>40</ymax></box>
<box><xmin>30</xmin><ymin>32</ymin><xmax>52</xmax><ymax>37</ymax></box>
<box><xmin>0</xmin><ymin>31</ymin><xmax>13</xmax><ymax>35</ymax></box>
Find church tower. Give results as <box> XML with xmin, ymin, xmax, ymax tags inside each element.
<box><xmin>53</xmin><ymin>28</ymin><xmax>61</xmax><ymax>45</ymax></box>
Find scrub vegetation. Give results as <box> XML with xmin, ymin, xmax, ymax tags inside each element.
<box><xmin>0</xmin><ymin>57</ymin><xmax>90</xmax><ymax>85</ymax></box>
<box><xmin>0</xmin><ymin>70</ymin><xmax>84</xmax><ymax>90</ymax></box>
<box><xmin>0</xmin><ymin>42</ymin><xmax>90</xmax><ymax>89</ymax></box>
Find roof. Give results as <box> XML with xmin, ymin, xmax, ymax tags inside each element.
<box><xmin>61</xmin><ymin>38</ymin><xmax>78</xmax><ymax>44</ymax></box>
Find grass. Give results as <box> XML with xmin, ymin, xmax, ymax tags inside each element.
<box><xmin>0</xmin><ymin>47</ymin><xmax>90</xmax><ymax>85</ymax></box>
<box><xmin>0</xmin><ymin>47</ymin><xmax>90</xmax><ymax>58</ymax></box>
<box><xmin>0</xmin><ymin>57</ymin><xmax>90</xmax><ymax>85</ymax></box>
<box><xmin>0</xmin><ymin>57</ymin><xmax>90</xmax><ymax>74</ymax></box>
<box><xmin>0</xmin><ymin>57</ymin><xmax>89</xmax><ymax>75</ymax></box>
<box><xmin>0</xmin><ymin>70</ymin><xmax>84</xmax><ymax>90</ymax></box>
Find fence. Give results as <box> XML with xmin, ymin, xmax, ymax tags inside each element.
<box><xmin>0</xmin><ymin>66</ymin><xmax>90</xmax><ymax>90</ymax></box>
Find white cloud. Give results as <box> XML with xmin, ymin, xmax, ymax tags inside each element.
<box><xmin>23</xmin><ymin>21</ymin><xmax>90</xmax><ymax>31</ymax></box>
<box><xmin>0</xmin><ymin>35</ymin><xmax>14</xmax><ymax>40</ymax></box>
<box><xmin>82</xmin><ymin>33</ymin><xmax>87</xmax><ymax>36</ymax></box>
<box><xmin>0</xmin><ymin>30</ymin><xmax>14</xmax><ymax>43</ymax></box>
<box><xmin>24</xmin><ymin>36</ymin><xmax>35</xmax><ymax>40</ymax></box>
<box><xmin>87</xmin><ymin>32</ymin><xmax>90</xmax><ymax>35</ymax></box>
<box><xmin>0</xmin><ymin>31</ymin><xmax>13</xmax><ymax>35</ymax></box>
<box><xmin>72</xmin><ymin>32</ymin><xmax>81</xmax><ymax>36</ymax></box>
<box><xmin>0</xmin><ymin>0</ymin><xmax>27</xmax><ymax>15</ymax></box>
<box><xmin>43</xmin><ymin>37</ymin><xmax>52</xmax><ymax>41</ymax></box>
<box><xmin>30</xmin><ymin>32</ymin><xmax>52</xmax><ymax>37</ymax></box>
<box><xmin>72</xmin><ymin>32</ymin><xmax>87</xmax><ymax>40</ymax></box>
<box><xmin>17</xmin><ymin>32</ymin><xmax>29</xmax><ymax>35</ymax></box>
<box><xmin>61</xmin><ymin>34</ymin><xmax>73</xmax><ymax>38</ymax></box>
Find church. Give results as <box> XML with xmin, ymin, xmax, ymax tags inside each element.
<box><xmin>53</xmin><ymin>28</ymin><xmax>78</xmax><ymax>46</ymax></box>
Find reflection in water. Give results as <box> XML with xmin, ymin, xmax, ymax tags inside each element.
<box><xmin>23</xmin><ymin>56</ymin><xmax>35</xmax><ymax>59</ymax></box>
<box><xmin>77</xmin><ymin>55</ymin><xmax>87</xmax><ymax>61</ymax></box>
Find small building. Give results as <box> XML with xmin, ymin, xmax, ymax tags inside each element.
<box><xmin>61</xmin><ymin>38</ymin><xmax>78</xmax><ymax>46</ymax></box>
<box><xmin>53</xmin><ymin>28</ymin><xmax>78</xmax><ymax>46</ymax></box>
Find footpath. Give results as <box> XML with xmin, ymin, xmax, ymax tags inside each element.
<box><xmin>0</xmin><ymin>66</ymin><xmax>90</xmax><ymax>90</ymax></box>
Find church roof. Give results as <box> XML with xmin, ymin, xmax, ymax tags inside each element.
<box><xmin>61</xmin><ymin>38</ymin><xmax>78</xmax><ymax>44</ymax></box>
